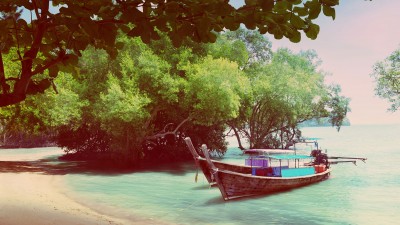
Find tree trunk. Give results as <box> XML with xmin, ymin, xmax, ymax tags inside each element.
<box><xmin>231</xmin><ymin>127</ymin><xmax>245</xmax><ymax>150</ymax></box>
<box><xmin>0</xmin><ymin>0</ymin><xmax>49</xmax><ymax>107</ymax></box>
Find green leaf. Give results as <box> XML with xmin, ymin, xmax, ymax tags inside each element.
<box><xmin>260</xmin><ymin>0</ymin><xmax>274</xmax><ymax>11</ymax></box>
<box><xmin>48</xmin><ymin>65</ymin><xmax>59</xmax><ymax>78</ymax></box>
<box><xmin>213</xmin><ymin>23</ymin><xmax>224</xmax><ymax>32</ymax></box>
<box><xmin>127</xmin><ymin>26</ymin><xmax>141</xmax><ymax>37</ymax></box>
<box><xmin>244</xmin><ymin>14</ymin><xmax>256</xmax><ymax>30</ymax></box>
<box><xmin>274</xmin><ymin>1</ymin><xmax>289</xmax><ymax>13</ymax></box>
<box><xmin>98</xmin><ymin>23</ymin><xmax>118</xmax><ymax>46</ymax></box>
<box><xmin>308</xmin><ymin>2</ymin><xmax>322</xmax><ymax>20</ymax></box>
<box><xmin>64</xmin><ymin>18</ymin><xmax>80</xmax><ymax>32</ymax></box>
<box><xmin>245</xmin><ymin>0</ymin><xmax>258</xmax><ymax>5</ymax></box>
<box><xmin>274</xmin><ymin>29</ymin><xmax>284</xmax><ymax>39</ymax></box>
<box><xmin>320</xmin><ymin>0</ymin><xmax>340</xmax><ymax>7</ymax></box>
<box><xmin>80</xmin><ymin>19</ymin><xmax>99</xmax><ymax>37</ymax></box>
<box><xmin>287</xmin><ymin>0</ymin><xmax>303</xmax><ymax>4</ymax></box>
<box><xmin>290</xmin><ymin>14</ymin><xmax>305</xmax><ymax>29</ymax></box>
<box><xmin>293</xmin><ymin>6</ymin><xmax>309</xmax><ymax>17</ymax></box>
<box><xmin>73</xmin><ymin>38</ymin><xmax>89</xmax><ymax>51</ymax></box>
<box><xmin>223</xmin><ymin>16</ymin><xmax>240</xmax><ymax>31</ymax></box>
<box><xmin>171</xmin><ymin>34</ymin><xmax>183</xmax><ymax>47</ymax></box>
<box><xmin>198</xmin><ymin>17</ymin><xmax>212</xmax><ymax>33</ymax></box>
<box><xmin>214</xmin><ymin>2</ymin><xmax>235</xmax><ymax>16</ymax></box>
<box><xmin>120</xmin><ymin>8</ymin><xmax>144</xmax><ymax>22</ymax></box>
<box><xmin>305</xmin><ymin>23</ymin><xmax>320</xmax><ymax>39</ymax></box>
<box><xmin>177</xmin><ymin>22</ymin><xmax>195</xmax><ymax>37</ymax></box>
<box><xmin>152</xmin><ymin>18</ymin><xmax>169</xmax><ymax>32</ymax></box>
<box><xmin>165</xmin><ymin>1</ymin><xmax>179</xmax><ymax>13</ymax></box>
<box><xmin>289</xmin><ymin>30</ymin><xmax>301</xmax><ymax>43</ymax></box>
<box><xmin>323</xmin><ymin>5</ymin><xmax>336</xmax><ymax>20</ymax></box>
<box><xmin>207</xmin><ymin>32</ymin><xmax>217</xmax><ymax>43</ymax></box>
<box><xmin>258</xmin><ymin>26</ymin><xmax>268</xmax><ymax>34</ymax></box>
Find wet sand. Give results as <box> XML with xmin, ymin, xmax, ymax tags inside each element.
<box><xmin>0</xmin><ymin>172</ymin><xmax>131</xmax><ymax>225</ymax></box>
<box><xmin>0</xmin><ymin>150</ymin><xmax>171</xmax><ymax>225</ymax></box>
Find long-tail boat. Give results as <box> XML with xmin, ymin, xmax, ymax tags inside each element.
<box><xmin>200</xmin><ymin>144</ymin><xmax>331</xmax><ymax>200</ymax></box>
<box><xmin>184</xmin><ymin>137</ymin><xmax>302</xmax><ymax>184</ymax></box>
<box><xmin>184</xmin><ymin>137</ymin><xmax>366</xmax><ymax>201</ymax></box>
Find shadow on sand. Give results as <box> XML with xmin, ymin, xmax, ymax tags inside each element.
<box><xmin>0</xmin><ymin>155</ymin><xmax>197</xmax><ymax>176</ymax></box>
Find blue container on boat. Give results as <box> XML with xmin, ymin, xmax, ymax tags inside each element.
<box><xmin>271</xmin><ymin>166</ymin><xmax>289</xmax><ymax>177</ymax></box>
<box><xmin>281</xmin><ymin>167</ymin><xmax>315</xmax><ymax>177</ymax></box>
<box><xmin>245</xmin><ymin>157</ymin><xmax>268</xmax><ymax>167</ymax></box>
<box><xmin>252</xmin><ymin>167</ymin><xmax>257</xmax><ymax>175</ymax></box>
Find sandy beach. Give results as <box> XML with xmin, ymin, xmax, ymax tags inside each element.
<box><xmin>0</xmin><ymin>148</ymin><xmax>171</xmax><ymax>225</ymax></box>
<box><xmin>0</xmin><ymin>172</ymin><xmax>133</xmax><ymax>225</ymax></box>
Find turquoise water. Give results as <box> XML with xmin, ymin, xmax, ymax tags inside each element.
<box><xmin>0</xmin><ymin>125</ymin><xmax>398</xmax><ymax>224</ymax></box>
<box><xmin>63</xmin><ymin>124</ymin><xmax>400</xmax><ymax>225</ymax></box>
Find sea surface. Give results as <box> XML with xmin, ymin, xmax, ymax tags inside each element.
<box><xmin>2</xmin><ymin>124</ymin><xmax>400</xmax><ymax>224</ymax></box>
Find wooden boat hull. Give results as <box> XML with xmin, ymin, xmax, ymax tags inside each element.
<box><xmin>214</xmin><ymin>169</ymin><xmax>330</xmax><ymax>200</ymax></box>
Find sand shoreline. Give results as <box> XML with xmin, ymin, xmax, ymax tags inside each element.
<box><xmin>0</xmin><ymin>147</ymin><xmax>175</xmax><ymax>225</ymax></box>
<box><xmin>0</xmin><ymin>168</ymin><xmax>172</xmax><ymax>224</ymax></box>
<box><xmin>0</xmin><ymin>172</ymin><xmax>133</xmax><ymax>225</ymax></box>
<box><xmin>0</xmin><ymin>171</ymin><xmax>175</xmax><ymax>225</ymax></box>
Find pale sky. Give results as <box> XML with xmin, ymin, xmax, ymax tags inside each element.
<box><xmin>267</xmin><ymin>0</ymin><xmax>400</xmax><ymax>125</ymax></box>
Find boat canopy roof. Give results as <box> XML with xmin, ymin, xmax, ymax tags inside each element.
<box><xmin>244</xmin><ymin>149</ymin><xmax>294</xmax><ymax>155</ymax></box>
<box><xmin>267</xmin><ymin>154</ymin><xmax>314</xmax><ymax>160</ymax></box>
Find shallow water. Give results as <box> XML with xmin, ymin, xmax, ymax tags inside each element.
<box><xmin>1</xmin><ymin>125</ymin><xmax>399</xmax><ymax>224</ymax></box>
<box><xmin>64</xmin><ymin>124</ymin><xmax>400</xmax><ymax>225</ymax></box>
<box><xmin>0</xmin><ymin>147</ymin><xmax>62</xmax><ymax>161</ymax></box>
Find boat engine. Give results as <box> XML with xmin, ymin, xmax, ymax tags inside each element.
<box><xmin>311</xmin><ymin>149</ymin><xmax>329</xmax><ymax>167</ymax></box>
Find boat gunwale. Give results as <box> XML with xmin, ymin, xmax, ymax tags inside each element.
<box><xmin>215</xmin><ymin>167</ymin><xmax>331</xmax><ymax>180</ymax></box>
<box><xmin>196</xmin><ymin>157</ymin><xmax>254</xmax><ymax>168</ymax></box>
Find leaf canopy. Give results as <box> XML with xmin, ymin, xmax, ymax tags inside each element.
<box><xmin>0</xmin><ymin>0</ymin><xmax>340</xmax><ymax>107</ymax></box>
<box><xmin>371</xmin><ymin>47</ymin><xmax>400</xmax><ymax>111</ymax></box>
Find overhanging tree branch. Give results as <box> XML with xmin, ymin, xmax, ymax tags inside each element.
<box><xmin>0</xmin><ymin>1</ymin><xmax>50</xmax><ymax>106</ymax></box>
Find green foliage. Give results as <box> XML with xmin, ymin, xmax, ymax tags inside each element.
<box><xmin>183</xmin><ymin>56</ymin><xmax>250</xmax><ymax>125</ymax></box>
<box><xmin>56</xmin><ymin>123</ymin><xmax>110</xmax><ymax>156</ymax></box>
<box><xmin>223</xmin><ymin>28</ymin><xmax>273</xmax><ymax>75</ymax></box>
<box><xmin>205</xmin><ymin>34</ymin><xmax>249</xmax><ymax>68</ymax></box>
<box><xmin>228</xmin><ymin>45</ymin><xmax>350</xmax><ymax>149</ymax></box>
<box><xmin>0</xmin><ymin>0</ymin><xmax>341</xmax><ymax>107</ymax></box>
<box><xmin>50</xmin><ymin>34</ymin><xmax>249</xmax><ymax>163</ymax></box>
<box><xmin>98</xmin><ymin>74</ymin><xmax>151</xmax><ymax>125</ymax></box>
<box><xmin>1</xmin><ymin>24</ymin><xmax>351</xmax><ymax>164</ymax></box>
<box><xmin>42</xmin><ymin>74</ymin><xmax>88</xmax><ymax>127</ymax></box>
<box><xmin>325</xmin><ymin>85</ymin><xmax>350</xmax><ymax>131</ymax></box>
<box><xmin>0</xmin><ymin>50</ymin><xmax>87</xmax><ymax>147</ymax></box>
<box><xmin>371</xmin><ymin>47</ymin><xmax>400</xmax><ymax>111</ymax></box>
